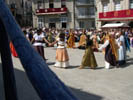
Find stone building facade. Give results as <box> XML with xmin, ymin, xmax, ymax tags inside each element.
<box><xmin>32</xmin><ymin>0</ymin><xmax>96</xmax><ymax>29</ymax></box>
<box><xmin>5</xmin><ymin>0</ymin><xmax>32</xmax><ymax>26</ymax></box>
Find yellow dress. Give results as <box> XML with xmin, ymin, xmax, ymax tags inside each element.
<box><xmin>67</xmin><ymin>33</ymin><xmax>75</xmax><ymax>48</ymax></box>
<box><xmin>78</xmin><ymin>34</ymin><xmax>86</xmax><ymax>47</ymax></box>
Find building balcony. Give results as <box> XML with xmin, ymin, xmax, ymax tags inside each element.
<box><xmin>36</xmin><ymin>8</ymin><xmax>68</xmax><ymax>15</ymax></box>
<box><xmin>76</xmin><ymin>15</ymin><xmax>95</xmax><ymax>19</ymax></box>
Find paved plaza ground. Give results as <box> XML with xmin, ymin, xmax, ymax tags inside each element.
<box><xmin>0</xmin><ymin>47</ymin><xmax>133</xmax><ymax>100</ymax></box>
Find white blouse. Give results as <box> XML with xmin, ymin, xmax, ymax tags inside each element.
<box><xmin>98</xmin><ymin>40</ymin><xmax>109</xmax><ymax>51</ymax></box>
<box><xmin>33</xmin><ymin>33</ymin><xmax>45</xmax><ymax>46</ymax></box>
<box><xmin>57</xmin><ymin>38</ymin><xmax>65</xmax><ymax>48</ymax></box>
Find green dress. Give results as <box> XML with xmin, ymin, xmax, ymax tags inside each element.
<box><xmin>81</xmin><ymin>46</ymin><xmax>97</xmax><ymax>69</ymax></box>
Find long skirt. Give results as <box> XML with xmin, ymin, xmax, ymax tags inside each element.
<box><xmin>34</xmin><ymin>46</ymin><xmax>45</xmax><ymax>60</ymax></box>
<box><xmin>117</xmin><ymin>46</ymin><xmax>125</xmax><ymax>65</ymax></box>
<box><xmin>105</xmin><ymin>48</ymin><xmax>116</xmax><ymax>66</ymax></box>
<box><xmin>118</xmin><ymin>46</ymin><xmax>124</xmax><ymax>61</ymax></box>
<box><xmin>81</xmin><ymin>46</ymin><xmax>97</xmax><ymax>68</ymax></box>
<box><xmin>54</xmin><ymin>48</ymin><xmax>69</xmax><ymax>68</ymax></box>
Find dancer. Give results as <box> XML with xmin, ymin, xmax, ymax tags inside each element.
<box><xmin>115</xmin><ymin>33</ymin><xmax>125</xmax><ymax>66</ymax></box>
<box><xmin>51</xmin><ymin>33</ymin><xmax>69</xmax><ymax>68</ymax></box>
<box><xmin>78</xmin><ymin>31</ymin><xmax>86</xmax><ymax>49</ymax></box>
<box><xmin>79</xmin><ymin>35</ymin><xmax>97</xmax><ymax>69</ymax></box>
<box><xmin>92</xmin><ymin>34</ymin><xmax>99</xmax><ymax>52</ymax></box>
<box><xmin>116</xmin><ymin>31</ymin><xmax>127</xmax><ymax>61</ymax></box>
<box><xmin>47</xmin><ymin>32</ymin><xmax>55</xmax><ymax>47</ymax></box>
<box><xmin>98</xmin><ymin>34</ymin><xmax>118</xmax><ymax>69</ymax></box>
<box><xmin>67</xmin><ymin>30</ymin><xmax>75</xmax><ymax>48</ymax></box>
<box><xmin>31</xmin><ymin>29</ymin><xmax>50</xmax><ymax>60</ymax></box>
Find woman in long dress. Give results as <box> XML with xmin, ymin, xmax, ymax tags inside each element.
<box><xmin>47</xmin><ymin>32</ymin><xmax>55</xmax><ymax>47</ymax></box>
<box><xmin>79</xmin><ymin>35</ymin><xmax>97</xmax><ymax>69</ymax></box>
<box><xmin>67</xmin><ymin>30</ymin><xmax>75</xmax><ymax>48</ymax></box>
<box><xmin>98</xmin><ymin>34</ymin><xmax>118</xmax><ymax>69</ymax></box>
<box><xmin>92</xmin><ymin>34</ymin><xmax>99</xmax><ymax>52</ymax></box>
<box><xmin>115</xmin><ymin>32</ymin><xmax>127</xmax><ymax>66</ymax></box>
<box><xmin>78</xmin><ymin>32</ymin><xmax>86</xmax><ymax>49</ymax></box>
<box><xmin>51</xmin><ymin>33</ymin><xmax>69</xmax><ymax>68</ymax></box>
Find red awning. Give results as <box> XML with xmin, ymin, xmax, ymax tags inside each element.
<box><xmin>102</xmin><ymin>23</ymin><xmax>130</xmax><ymax>28</ymax></box>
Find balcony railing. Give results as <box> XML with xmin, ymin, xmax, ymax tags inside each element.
<box><xmin>76</xmin><ymin>15</ymin><xmax>95</xmax><ymax>19</ymax></box>
<box><xmin>76</xmin><ymin>2</ymin><xmax>94</xmax><ymax>6</ymax></box>
<box><xmin>36</xmin><ymin>8</ymin><xmax>67</xmax><ymax>15</ymax></box>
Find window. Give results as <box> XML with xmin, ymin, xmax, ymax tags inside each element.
<box><xmin>130</xmin><ymin>0</ymin><xmax>133</xmax><ymax>9</ymax></box>
<box><xmin>62</xmin><ymin>23</ymin><xmax>67</xmax><ymax>28</ymax></box>
<box><xmin>103</xmin><ymin>3</ymin><xmax>108</xmax><ymax>12</ymax></box>
<box><xmin>10</xmin><ymin>3</ymin><xmax>16</xmax><ymax>9</ymax></box>
<box><xmin>79</xmin><ymin>21</ymin><xmax>85</xmax><ymax>29</ymax></box>
<box><xmin>91</xmin><ymin>21</ymin><xmax>95</xmax><ymax>28</ymax></box>
<box><xmin>49</xmin><ymin>3</ymin><xmax>54</xmax><ymax>8</ymax></box>
<box><xmin>38</xmin><ymin>16</ymin><xmax>44</xmax><ymax>28</ymax></box>
<box><xmin>77</xmin><ymin>7</ymin><xmax>89</xmax><ymax>17</ymax></box>
<box><xmin>115</xmin><ymin>1</ymin><xmax>121</xmax><ymax>11</ymax></box>
<box><xmin>61</xmin><ymin>0</ymin><xmax>66</xmax><ymax>8</ymax></box>
<box><xmin>89</xmin><ymin>7</ymin><xmax>95</xmax><ymax>15</ymax></box>
<box><xmin>61</xmin><ymin>17</ymin><xmax>67</xmax><ymax>22</ymax></box>
<box><xmin>49</xmin><ymin>0</ymin><xmax>54</xmax><ymax>8</ymax></box>
<box><xmin>37</xmin><ymin>1</ymin><xmax>43</xmax><ymax>9</ymax></box>
<box><xmin>77</xmin><ymin>0</ymin><xmax>94</xmax><ymax>4</ymax></box>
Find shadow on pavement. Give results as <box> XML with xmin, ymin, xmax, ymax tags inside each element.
<box><xmin>67</xmin><ymin>65</ymin><xmax>79</xmax><ymax>69</ymax></box>
<box><xmin>69</xmin><ymin>87</ymin><xmax>103</xmax><ymax>100</ymax></box>
<box><xmin>83</xmin><ymin>67</ymin><xmax>105</xmax><ymax>70</ymax></box>
<box><xmin>47</xmin><ymin>62</ymin><xmax>55</xmax><ymax>65</ymax></box>
<box><xmin>66</xmin><ymin>66</ymin><xmax>105</xmax><ymax>70</ymax></box>
<box><xmin>126</xmin><ymin>58</ymin><xmax>133</xmax><ymax>62</ymax></box>
<box><xmin>0</xmin><ymin>63</ymin><xmax>103</xmax><ymax>100</ymax></box>
<box><xmin>0</xmin><ymin>63</ymin><xmax>40</xmax><ymax>100</ymax></box>
<box><xmin>120</xmin><ymin>58</ymin><xmax>133</xmax><ymax>68</ymax></box>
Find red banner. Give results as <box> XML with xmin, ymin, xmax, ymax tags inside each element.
<box><xmin>36</xmin><ymin>8</ymin><xmax>67</xmax><ymax>15</ymax></box>
<box><xmin>99</xmin><ymin>9</ymin><xmax>133</xmax><ymax>19</ymax></box>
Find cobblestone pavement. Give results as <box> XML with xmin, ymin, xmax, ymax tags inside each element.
<box><xmin>0</xmin><ymin>47</ymin><xmax>133</xmax><ymax>100</ymax></box>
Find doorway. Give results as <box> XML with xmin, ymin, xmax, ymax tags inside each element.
<box><xmin>49</xmin><ymin>23</ymin><xmax>56</xmax><ymax>28</ymax></box>
<box><xmin>62</xmin><ymin>22</ymin><xmax>67</xmax><ymax>28</ymax></box>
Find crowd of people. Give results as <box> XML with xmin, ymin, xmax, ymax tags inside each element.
<box><xmin>12</xmin><ymin>27</ymin><xmax>133</xmax><ymax>69</ymax></box>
